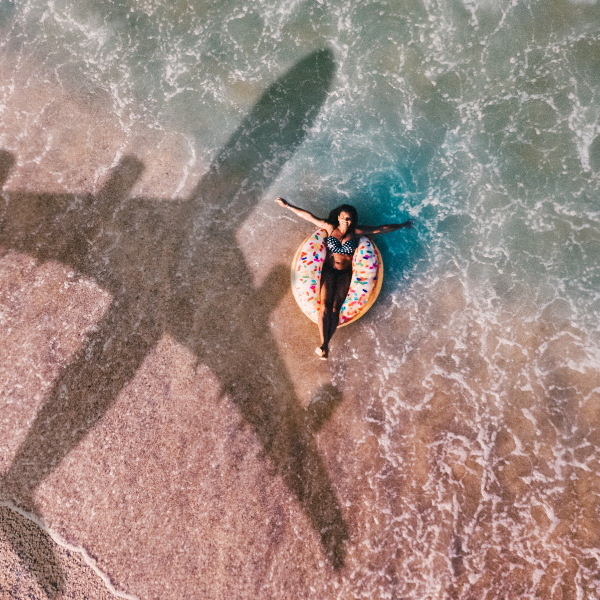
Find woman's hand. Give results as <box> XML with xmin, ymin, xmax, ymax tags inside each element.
<box><xmin>356</xmin><ymin>219</ymin><xmax>415</xmax><ymax>235</ymax></box>
<box><xmin>274</xmin><ymin>198</ymin><xmax>329</xmax><ymax>229</ymax></box>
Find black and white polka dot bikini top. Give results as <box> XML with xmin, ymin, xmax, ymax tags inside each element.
<box><xmin>326</xmin><ymin>235</ymin><xmax>357</xmax><ymax>255</ymax></box>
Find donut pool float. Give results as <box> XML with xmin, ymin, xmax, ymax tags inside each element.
<box><xmin>291</xmin><ymin>229</ymin><xmax>383</xmax><ymax>327</ymax></box>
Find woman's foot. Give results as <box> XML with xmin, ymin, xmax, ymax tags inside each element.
<box><xmin>315</xmin><ymin>345</ymin><xmax>328</xmax><ymax>360</ymax></box>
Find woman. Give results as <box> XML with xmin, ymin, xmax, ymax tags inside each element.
<box><xmin>275</xmin><ymin>197</ymin><xmax>413</xmax><ymax>359</ymax></box>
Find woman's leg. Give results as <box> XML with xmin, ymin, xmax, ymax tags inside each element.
<box><xmin>325</xmin><ymin>269</ymin><xmax>351</xmax><ymax>345</ymax></box>
<box><xmin>317</xmin><ymin>268</ymin><xmax>351</xmax><ymax>358</ymax></box>
<box><xmin>317</xmin><ymin>268</ymin><xmax>333</xmax><ymax>358</ymax></box>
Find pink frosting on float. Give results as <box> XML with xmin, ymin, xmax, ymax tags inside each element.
<box><xmin>292</xmin><ymin>229</ymin><xmax>380</xmax><ymax>325</ymax></box>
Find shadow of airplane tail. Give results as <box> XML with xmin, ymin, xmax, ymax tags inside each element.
<box><xmin>280</xmin><ymin>384</ymin><xmax>347</xmax><ymax>568</ymax></box>
<box><xmin>207</xmin><ymin>268</ymin><xmax>349</xmax><ymax>568</ymax></box>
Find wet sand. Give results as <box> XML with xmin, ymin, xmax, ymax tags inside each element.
<box><xmin>2</xmin><ymin>34</ymin><xmax>600</xmax><ymax>600</ymax></box>
<box><xmin>0</xmin><ymin>505</ymin><xmax>123</xmax><ymax>599</ymax></box>
<box><xmin>3</xmin><ymin>234</ymin><xmax>600</xmax><ymax>599</ymax></box>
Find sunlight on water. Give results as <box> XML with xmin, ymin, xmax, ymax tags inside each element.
<box><xmin>1</xmin><ymin>0</ymin><xmax>600</xmax><ymax>597</ymax></box>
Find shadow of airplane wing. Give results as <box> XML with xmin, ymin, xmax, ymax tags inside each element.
<box><xmin>2</xmin><ymin>48</ymin><xmax>348</xmax><ymax>588</ymax></box>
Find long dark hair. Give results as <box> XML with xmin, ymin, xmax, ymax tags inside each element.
<box><xmin>325</xmin><ymin>204</ymin><xmax>359</xmax><ymax>234</ymax></box>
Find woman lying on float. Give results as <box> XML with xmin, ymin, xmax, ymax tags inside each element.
<box><xmin>276</xmin><ymin>197</ymin><xmax>412</xmax><ymax>359</ymax></box>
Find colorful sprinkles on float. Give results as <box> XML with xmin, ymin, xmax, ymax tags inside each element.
<box><xmin>291</xmin><ymin>229</ymin><xmax>383</xmax><ymax>326</ymax></box>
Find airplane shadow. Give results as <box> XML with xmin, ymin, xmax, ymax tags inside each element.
<box><xmin>0</xmin><ymin>49</ymin><xmax>348</xmax><ymax>596</ymax></box>
<box><xmin>0</xmin><ymin>504</ymin><xmax>65</xmax><ymax>597</ymax></box>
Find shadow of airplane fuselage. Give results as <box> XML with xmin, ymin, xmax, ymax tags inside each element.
<box><xmin>0</xmin><ymin>49</ymin><xmax>348</xmax><ymax>591</ymax></box>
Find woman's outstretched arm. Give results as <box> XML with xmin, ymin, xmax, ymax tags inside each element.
<box><xmin>355</xmin><ymin>220</ymin><xmax>413</xmax><ymax>235</ymax></box>
<box><xmin>275</xmin><ymin>197</ymin><xmax>330</xmax><ymax>230</ymax></box>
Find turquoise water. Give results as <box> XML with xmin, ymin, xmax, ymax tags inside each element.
<box><xmin>2</xmin><ymin>0</ymin><xmax>600</xmax><ymax>597</ymax></box>
<box><xmin>3</xmin><ymin>0</ymin><xmax>600</xmax><ymax>295</ymax></box>
<box><xmin>5</xmin><ymin>0</ymin><xmax>598</xmax><ymax>313</ymax></box>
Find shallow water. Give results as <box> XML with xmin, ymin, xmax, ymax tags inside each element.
<box><xmin>1</xmin><ymin>0</ymin><xmax>600</xmax><ymax>598</ymax></box>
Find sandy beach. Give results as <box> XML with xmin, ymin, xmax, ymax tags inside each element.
<box><xmin>2</xmin><ymin>0</ymin><xmax>600</xmax><ymax>597</ymax></box>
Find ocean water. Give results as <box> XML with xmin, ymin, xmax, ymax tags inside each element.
<box><xmin>1</xmin><ymin>0</ymin><xmax>600</xmax><ymax>598</ymax></box>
